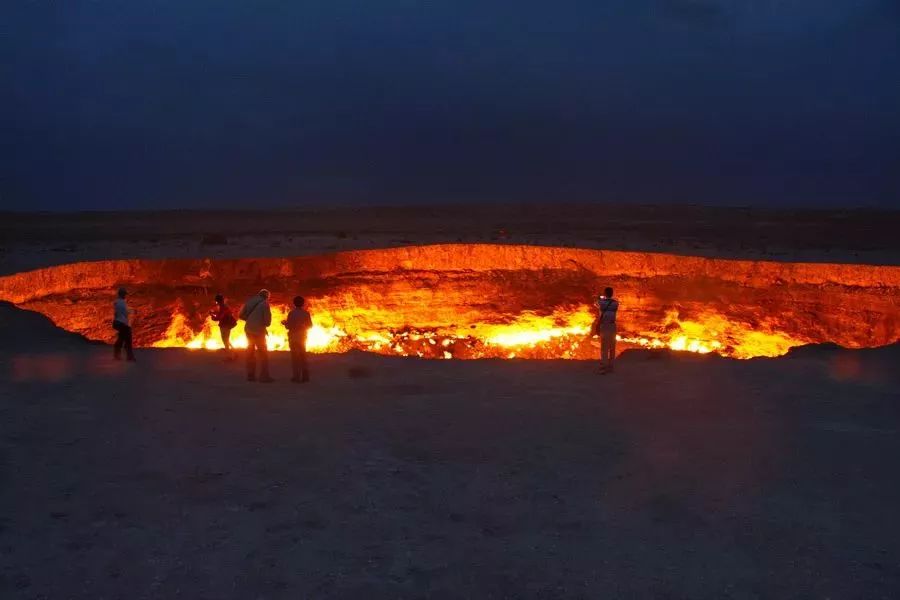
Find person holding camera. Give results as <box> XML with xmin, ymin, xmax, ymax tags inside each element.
<box><xmin>283</xmin><ymin>295</ymin><xmax>313</xmax><ymax>383</ymax></box>
<box><xmin>210</xmin><ymin>293</ymin><xmax>237</xmax><ymax>361</ymax></box>
<box><xmin>595</xmin><ymin>287</ymin><xmax>619</xmax><ymax>373</ymax></box>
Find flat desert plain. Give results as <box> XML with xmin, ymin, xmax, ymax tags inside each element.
<box><xmin>1</xmin><ymin>205</ymin><xmax>899</xmax><ymax>599</ymax></box>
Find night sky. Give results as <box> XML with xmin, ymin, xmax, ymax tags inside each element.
<box><xmin>2</xmin><ymin>1</ymin><xmax>899</xmax><ymax>211</ymax></box>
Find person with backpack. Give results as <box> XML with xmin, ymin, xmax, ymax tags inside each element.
<box><xmin>112</xmin><ymin>287</ymin><xmax>136</xmax><ymax>362</ymax></box>
<box><xmin>210</xmin><ymin>293</ymin><xmax>237</xmax><ymax>361</ymax></box>
<box><xmin>595</xmin><ymin>287</ymin><xmax>619</xmax><ymax>373</ymax></box>
<box><xmin>282</xmin><ymin>295</ymin><xmax>313</xmax><ymax>383</ymax></box>
<box><xmin>239</xmin><ymin>289</ymin><xmax>273</xmax><ymax>382</ymax></box>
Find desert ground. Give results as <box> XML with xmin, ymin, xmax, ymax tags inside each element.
<box><xmin>2</xmin><ymin>204</ymin><xmax>899</xmax><ymax>274</ymax></box>
<box><xmin>2</xmin><ymin>205</ymin><xmax>899</xmax><ymax>598</ymax></box>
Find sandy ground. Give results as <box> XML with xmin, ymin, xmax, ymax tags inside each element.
<box><xmin>2</xmin><ymin>204</ymin><xmax>899</xmax><ymax>275</ymax></box>
<box><xmin>2</xmin><ymin>303</ymin><xmax>900</xmax><ymax>599</ymax></box>
<box><xmin>2</xmin><ymin>206</ymin><xmax>899</xmax><ymax>597</ymax></box>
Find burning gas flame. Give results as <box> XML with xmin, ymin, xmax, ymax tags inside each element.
<box><xmin>154</xmin><ymin>305</ymin><xmax>346</xmax><ymax>352</ymax></box>
<box><xmin>152</xmin><ymin>303</ymin><xmax>806</xmax><ymax>359</ymax></box>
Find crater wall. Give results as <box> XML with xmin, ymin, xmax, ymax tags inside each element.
<box><xmin>1</xmin><ymin>245</ymin><xmax>897</xmax><ymax>359</ymax></box>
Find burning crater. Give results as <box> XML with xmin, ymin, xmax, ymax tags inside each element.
<box><xmin>0</xmin><ymin>245</ymin><xmax>898</xmax><ymax>360</ymax></box>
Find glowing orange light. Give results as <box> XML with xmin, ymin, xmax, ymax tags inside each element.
<box><xmin>152</xmin><ymin>303</ymin><xmax>807</xmax><ymax>359</ymax></box>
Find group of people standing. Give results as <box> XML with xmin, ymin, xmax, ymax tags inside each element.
<box><xmin>112</xmin><ymin>288</ymin><xmax>313</xmax><ymax>383</ymax></box>
<box><xmin>207</xmin><ymin>289</ymin><xmax>313</xmax><ymax>383</ymax></box>
<box><xmin>112</xmin><ymin>285</ymin><xmax>620</xmax><ymax>376</ymax></box>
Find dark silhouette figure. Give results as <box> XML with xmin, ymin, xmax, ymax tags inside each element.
<box><xmin>283</xmin><ymin>295</ymin><xmax>313</xmax><ymax>383</ymax></box>
<box><xmin>239</xmin><ymin>289</ymin><xmax>273</xmax><ymax>382</ymax></box>
<box><xmin>595</xmin><ymin>287</ymin><xmax>619</xmax><ymax>373</ymax></box>
<box><xmin>112</xmin><ymin>287</ymin><xmax>136</xmax><ymax>362</ymax></box>
<box><xmin>210</xmin><ymin>293</ymin><xmax>237</xmax><ymax>360</ymax></box>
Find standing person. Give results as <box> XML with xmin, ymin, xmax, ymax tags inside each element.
<box><xmin>112</xmin><ymin>287</ymin><xmax>136</xmax><ymax>362</ymax></box>
<box><xmin>239</xmin><ymin>289</ymin><xmax>273</xmax><ymax>382</ymax></box>
<box><xmin>595</xmin><ymin>287</ymin><xmax>619</xmax><ymax>373</ymax></box>
<box><xmin>210</xmin><ymin>294</ymin><xmax>237</xmax><ymax>360</ymax></box>
<box><xmin>283</xmin><ymin>296</ymin><xmax>313</xmax><ymax>383</ymax></box>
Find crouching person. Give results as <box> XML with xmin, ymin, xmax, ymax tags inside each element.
<box><xmin>239</xmin><ymin>289</ymin><xmax>273</xmax><ymax>382</ymax></box>
<box><xmin>283</xmin><ymin>296</ymin><xmax>313</xmax><ymax>383</ymax></box>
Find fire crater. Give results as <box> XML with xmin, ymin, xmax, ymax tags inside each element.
<box><xmin>1</xmin><ymin>245</ymin><xmax>897</xmax><ymax>360</ymax></box>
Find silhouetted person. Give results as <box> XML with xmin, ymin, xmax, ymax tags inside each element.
<box><xmin>239</xmin><ymin>289</ymin><xmax>273</xmax><ymax>382</ymax></box>
<box><xmin>596</xmin><ymin>287</ymin><xmax>619</xmax><ymax>373</ymax></box>
<box><xmin>283</xmin><ymin>295</ymin><xmax>313</xmax><ymax>383</ymax></box>
<box><xmin>112</xmin><ymin>287</ymin><xmax>136</xmax><ymax>362</ymax></box>
<box><xmin>210</xmin><ymin>293</ymin><xmax>237</xmax><ymax>360</ymax></box>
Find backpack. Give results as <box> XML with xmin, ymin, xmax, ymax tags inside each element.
<box><xmin>220</xmin><ymin>312</ymin><xmax>237</xmax><ymax>328</ymax></box>
<box><xmin>593</xmin><ymin>299</ymin><xmax>616</xmax><ymax>334</ymax></box>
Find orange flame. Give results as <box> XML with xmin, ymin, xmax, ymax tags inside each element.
<box><xmin>153</xmin><ymin>305</ymin><xmax>346</xmax><ymax>352</ymax></box>
<box><xmin>152</xmin><ymin>302</ymin><xmax>806</xmax><ymax>359</ymax></box>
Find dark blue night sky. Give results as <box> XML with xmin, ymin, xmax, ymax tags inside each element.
<box><xmin>3</xmin><ymin>1</ymin><xmax>899</xmax><ymax>210</ymax></box>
